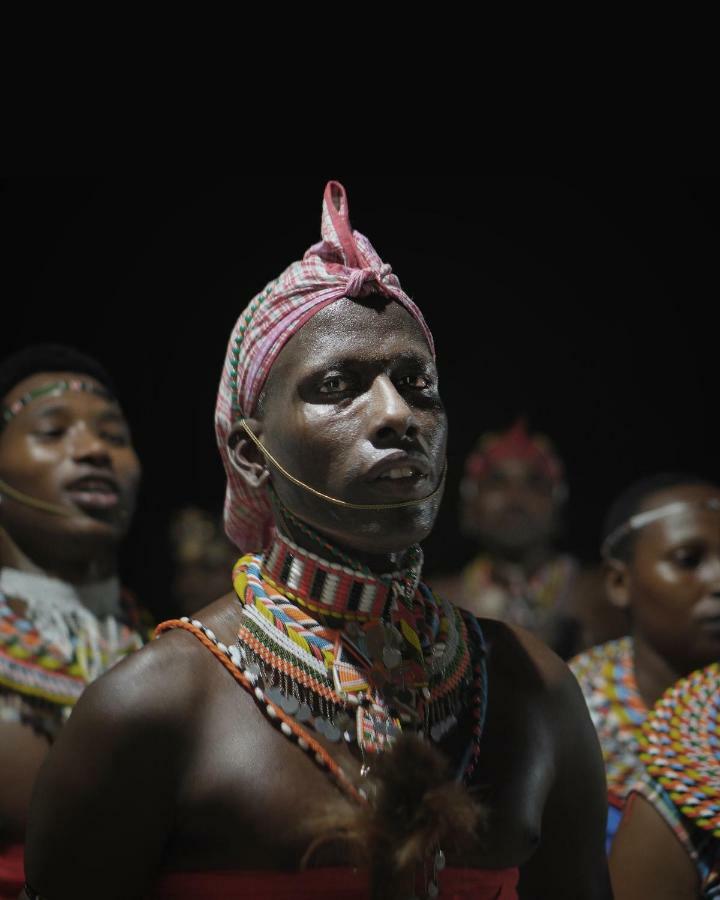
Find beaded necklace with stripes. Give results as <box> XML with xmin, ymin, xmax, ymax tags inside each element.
<box><xmin>231</xmin><ymin>531</ymin><xmax>476</xmax><ymax>762</ymax></box>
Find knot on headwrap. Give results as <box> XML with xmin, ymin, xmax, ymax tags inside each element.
<box><xmin>215</xmin><ymin>180</ymin><xmax>435</xmax><ymax>553</ymax></box>
<box><xmin>344</xmin><ymin>263</ymin><xmax>393</xmax><ymax>297</ymax></box>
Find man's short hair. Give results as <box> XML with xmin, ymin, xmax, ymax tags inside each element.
<box><xmin>0</xmin><ymin>344</ymin><xmax>116</xmax><ymax>410</ymax></box>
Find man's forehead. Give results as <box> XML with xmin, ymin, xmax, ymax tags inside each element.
<box><xmin>275</xmin><ymin>299</ymin><xmax>431</xmax><ymax>369</ymax></box>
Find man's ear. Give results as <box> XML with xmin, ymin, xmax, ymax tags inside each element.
<box><xmin>605</xmin><ymin>558</ymin><xmax>631</xmax><ymax>610</ymax></box>
<box><xmin>227</xmin><ymin>419</ymin><xmax>269</xmax><ymax>489</ymax></box>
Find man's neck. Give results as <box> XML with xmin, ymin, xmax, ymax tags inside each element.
<box><xmin>274</xmin><ymin>517</ymin><xmax>412</xmax><ymax>577</ymax></box>
<box><xmin>480</xmin><ymin>543</ymin><xmax>554</xmax><ymax>580</ymax></box>
<box><xmin>0</xmin><ymin>529</ymin><xmax>118</xmax><ymax>587</ymax></box>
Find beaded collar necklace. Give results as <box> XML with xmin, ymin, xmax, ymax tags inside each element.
<box><xmin>640</xmin><ymin>662</ymin><xmax>720</xmax><ymax>837</ymax></box>
<box><xmin>158</xmin><ymin>536</ymin><xmax>487</xmax><ymax>900</ymax></box>
<box><xmin>228</xmin><ymin>529</ymin><xmax>483</xmax><ymax>770</ymax></box>
<box><xmin>263</xmin><ymin>529</ymin><xmax>422</xmax><ymax>622</ymax></box>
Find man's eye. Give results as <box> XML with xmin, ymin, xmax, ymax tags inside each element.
<box><xmin>319</xmin><ymin>376</ymin><xmax>352</xmax><ymax>394</ymax></box>
<box><xmin>102</xmin><ymin>431</ymin><xmax>129</xmax><ymax>447</ymax></box>
<box><xmin>397</xmin><ymin>374</ymin><xmax>431</xmax><ymax>389</ymax></box>
<box><xmin>34</xmin><ymin>428</ymin><xmax>65</xmax><ymax>439</ymax></box>
<box><xmin>672</xmin><ymin>547</ymin><xmax>705</xmax><ymax>570</ymax></box>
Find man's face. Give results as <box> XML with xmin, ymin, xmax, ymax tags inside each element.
<box><xmin>0</xmin><ymin>371</ymin><xmax>141</xmax><ymax>550</ymax></box>
<box><xmin>257</xmin><ymin>298</ymin><xmax>447</xmax><ymax>556</ymax></box>
<box><xmin>462</xmin><ymin>458</ymin><xmax>559</xmax><ymax>552</ymax></box>
<box><xmin>625</xmin><ymin>484</ymin><xmax>720</xmax><ymax>673</ymax></box>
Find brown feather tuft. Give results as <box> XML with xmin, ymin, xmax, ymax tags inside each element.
<box><xmin>302</xmin><ymin>734</ymin><xmax>483</xmax><ymax>899</ymax></box>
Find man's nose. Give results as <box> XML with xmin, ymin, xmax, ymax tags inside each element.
<box><xmin>369</xmin><ymin>375</ymin><xmax>417</xmax><ymax>443</ymax></box>
<box><xmin>70</xmin><ymin>424</ymin><xmax>113</xmax><ymax>467</ymax></box>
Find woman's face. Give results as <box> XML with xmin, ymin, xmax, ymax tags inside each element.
<box><xmin>624</xmin><ymin>484</ymin><xmax>720</xmax><ymax>673</ymax></box>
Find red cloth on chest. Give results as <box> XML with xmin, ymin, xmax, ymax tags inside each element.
<box><xmin>0</xmin><ymin>843</ymin><xmax>24</xmax><ymax>900</ymax></box>
<box><xmin>154</xmin><ymin>865</ymin><xmax>519</xmax><ymax>899</ymax></box>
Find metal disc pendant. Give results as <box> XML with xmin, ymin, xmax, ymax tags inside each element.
<box><xmin>279</xmin><ymin>693</ymin><xmax>300</xmax><ymax>715</ymax></box>
<box><xmin>382</xmin><ymin>646</ymin><xmax>402</xmax><ymax>669</ymax></box>
<box><xmin>295</xmin><ymin>703</ymin><xmax>313</xmax><ymax>723</ymax></box>
<box><xmin>265</xmin><ymin>686</ymin><xmax>285</xmax><ymax>707</ymax></box>
<box><xmin>316</xmin><ymin>718</ymin><xmax>342</xmax><ymax>743</ymax></box>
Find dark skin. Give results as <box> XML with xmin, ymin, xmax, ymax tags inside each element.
<box><xmin>0</xmin><ymin>372</ymin><xmax>140</xmax><ymax>843</ymax></box>
<box><xmin>610</xmin><ymin>793</ymin><xmax>698</xmax><ymax>900</ymax></box>
<box><xmin>24</xmin><ymin>302</ymin><xmax>611</xmax><ymax>899</ymax></box>
<box><xmin>605</xmin><ymin>483</ymin><xmax>720</xmax><ymax>708</ymax></box>
<box><xmin>607</xmin><ymin>483</ymin><xmax>720</xmax><ymax>898</ymax></box>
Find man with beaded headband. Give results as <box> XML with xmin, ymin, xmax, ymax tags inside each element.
<box><xmin>0</xmin><ymin>345</ymin><xmax>147</xmax><ymax>899</ymax></box>
<box><xmin>23</xmin><ymin>182</ymin><xmax>611</xmax><ymax>899</ymax></box>
<box><xmin>570</xmin><ymin>472</ymin><xmax>720</xmax><ymax>854</ymax></box>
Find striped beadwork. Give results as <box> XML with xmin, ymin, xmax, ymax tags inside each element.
<box><xmin>0</xmin><ymin>590</ymin><xmax>147</xmax><ymax>708</ymax></box>
<box><xmin>640</xmin><ymin>662</ymin><xmax>720</xmax><ymax>837</ymax></box>
<box><xmin>569</xmin><ymin>637</ymin><xmax>647</xmax><ymax>804</ymax></box>
<box><xmin>156</xmin><ymin>539</ymin><xmax>488</xmax><ymax>797</ymax></box>
<box><xmin>263</xmin><ymin>531</ymin><xmax>394</xmax><ymax>621</ymax></box>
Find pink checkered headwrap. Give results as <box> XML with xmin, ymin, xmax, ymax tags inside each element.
<box><xmin>216</xmin><ymin>180</ymin><xmax>435</xmax><ymax>552</ymax></box>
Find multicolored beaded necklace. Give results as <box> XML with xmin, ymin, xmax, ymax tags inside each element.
<box><xmin>158</xmin><ymin>531</ymin><xmax>486</xmax><ymax>787</ymax></box>
<box><xmin>234</xmin><ymin>529</ymin><xmax>480</xmax><ymax>763</ymax></box>
<box><xmin>640</xmin><ymin>662</ymin><xmax>720</xmax><ymax>837</ymax></box>
<box><xmin>569</xmin><ymin>636</ymin><xmax>647</xmax><ymax>804</ymax></box>
<box><xmin>156</xmin><ymin>529</ymin><xmax>487</xmax><ymax>899</ymax></box>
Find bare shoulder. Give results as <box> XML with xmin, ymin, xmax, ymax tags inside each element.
<box><xmin>25</xmin><ymin>594</ymin><xmax>247</xmax><ymax>897</ymax></box>
<box><xmin>480</xmin><ymin>616</ymin><xmax>575</xmax><ymax>695</ymax></box>
<box><xmin>65</xmin><ymin>592</ymin><xmax>243</xmax><ymax>742</ymax></box>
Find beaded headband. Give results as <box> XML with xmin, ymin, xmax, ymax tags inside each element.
<box><xmin>1</xmin><ymin>379</ymin><xmax>115</xmax><ymax>428</ymax></box>
<box><xmin>602</xmin><ymin>497</ymin><xmax>720</xmax><ymax>560</ymax></box>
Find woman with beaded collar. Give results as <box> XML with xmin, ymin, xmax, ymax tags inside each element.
<box><xmin>23</xmin><ymin>183</ymin><xmax>611</xmax><ymax>900</ymax></box>
<box><xmin>570</xmin><ymin>472</ymin><xmax>720</xmax><ymax>854</ymax></box>
<box><xmin>610</xmin><ymin>661</ymin><xmax>720</xmax><ymax>898</ymax></box>
<box><xmin>0</xmin><ymin>344</ymin><xmax>146</xmax><ymax>899</ymax></box>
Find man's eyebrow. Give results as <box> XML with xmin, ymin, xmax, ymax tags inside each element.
<box><xmin>308</xmin><ymin>352</ymin><xmax>434</xmax><ymax>371</ymax></box>
<box><xmin>32</xmin><ymin>403</ymin><xmax>125</xmax><ymax>422</ymax></box>
<box><xmin>32</xmin><ymin>404</ymin><xmax>72</xmax><ymax>418</ymax></box>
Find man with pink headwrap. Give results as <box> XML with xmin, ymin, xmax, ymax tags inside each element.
<box><xmin>23</xmin><ymin>182</ymin><xmax>611</xmax><ymax>900</ymax></box>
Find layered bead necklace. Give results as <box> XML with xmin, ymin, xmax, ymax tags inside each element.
<box><xmin>158</xmin><ymin>527</ymin><xmax>487</xmax><ymax>898</ymax></box>
<box><xmin>231</xmin><ymin>526</ymin><xmax>484</xmax><ymax>774</ymax></box>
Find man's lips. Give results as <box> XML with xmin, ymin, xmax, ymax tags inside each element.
<box><xmin>698</xmin><ymin>614</ymin><xmax>720</xmax><ymax>632</ymax></box>
<box><xmin>364</xmin><ymin>452</ymin><xmax>432</xmax><ymax>483</ymax></box>
<box><xmin>64</xmin><ymin>474</ymin><xmax>121</xmax><ymax>510</ymax></box>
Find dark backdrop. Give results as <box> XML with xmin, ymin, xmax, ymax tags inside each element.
<box><xmin>2</xmin><ymin>176</ymin><xmax>718</xmax><ymax>617</ymax></box>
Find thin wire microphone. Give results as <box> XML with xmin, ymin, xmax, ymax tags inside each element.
<box><xmin>239</xmin><ymin>420</ymin><xmax>446</xmax><ymax>511</ymax></box>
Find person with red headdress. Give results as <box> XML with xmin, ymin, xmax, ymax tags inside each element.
<box><xmin>22</xmin><ymin>183</ymin><xmax>611</xmax><ymax>899</ymax></box>
<box><xmin>431</xmin><ymin>419</ymin><xmax>626</xmax><ymax>658</ymax></box>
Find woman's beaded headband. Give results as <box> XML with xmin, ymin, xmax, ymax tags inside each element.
<box><xmin>602</xmin><ymin>497</ymin><xmax>720</xmax><ymax>560</ymax></box>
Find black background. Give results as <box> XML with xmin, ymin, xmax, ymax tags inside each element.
<box><xmin>2</xmin><ymin>176</ymin><xmax>718</xmax><ymax>617</ymax></box>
